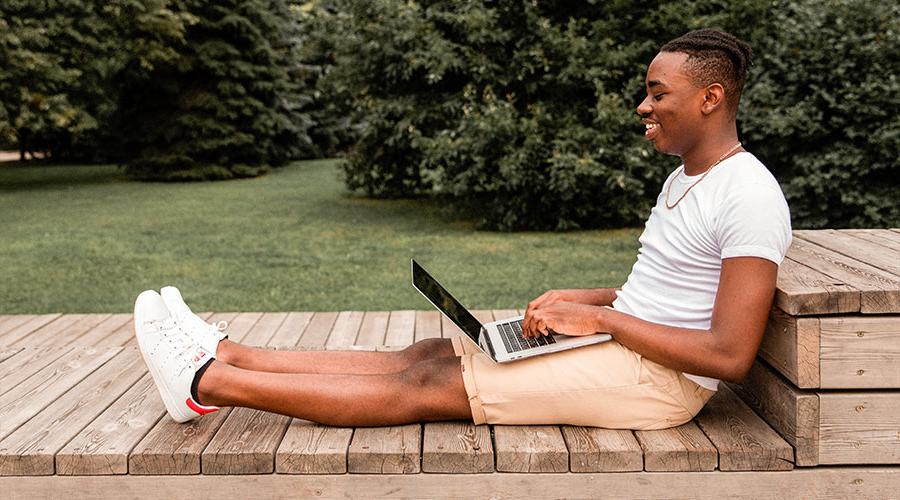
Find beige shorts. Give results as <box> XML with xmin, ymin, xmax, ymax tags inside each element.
<box><xmin>451</xmin><ymin>336</ymin><xmax>715</xmax><ymax>430</ymax></box>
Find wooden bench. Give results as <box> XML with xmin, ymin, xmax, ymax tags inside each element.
<box><xmin>1</xmin><ymin>229</ymin><xmax>898</xmax><ymax>498</ymax></box>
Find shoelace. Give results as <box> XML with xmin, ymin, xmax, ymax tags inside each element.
<box><xmin>213</xmin><ymin>320</ymin><xmax>228</xmax><ymax>333</ymax></box>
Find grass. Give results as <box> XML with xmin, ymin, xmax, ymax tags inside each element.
<box><xmin>0</xmin><ymin>159</ymin><xmax>641</xmax><ymax>313</ymax></box>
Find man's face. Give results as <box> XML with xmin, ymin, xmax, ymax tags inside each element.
<box><xmin>636</xmin><ymin>52</ymin><xmax>707</xmax><ymax>156</ymax></box>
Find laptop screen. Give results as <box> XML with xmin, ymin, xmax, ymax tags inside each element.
<box><xmin>411</xmin><ymin>259</ymin><xmax>484</xmax><ymax>342</ymax></box>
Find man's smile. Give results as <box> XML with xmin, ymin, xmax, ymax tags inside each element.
<box><xmin>643</xmin><ymin>120</ymin><xmax>660</xmax><ymax>140</ymax></box>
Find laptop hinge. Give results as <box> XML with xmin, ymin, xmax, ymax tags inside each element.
<box><xmin>481</xmin><ymin>329</ymin><xmax>497</xmax><ymax>358</ymax></box>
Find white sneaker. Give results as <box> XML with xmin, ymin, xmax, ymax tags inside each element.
<box><xmin>160</xmin><ymin>285</ymin><xmax>228</xmax><ymax>355</ymax></box>
<box><xmin>134</xmin><ymin>290</ymin><xmax>219</xmax><ymax>423</ymax></box>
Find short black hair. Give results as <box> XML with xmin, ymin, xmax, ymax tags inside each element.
<box><xmin>660</xmin><ymin>29</ymin><xmax>753</xmax><ymax>113</ymax></box>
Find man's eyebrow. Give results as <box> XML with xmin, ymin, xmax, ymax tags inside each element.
<box><xmin>647</xmin><ymin>80</ymin><xmax>666</xmax><ymax>88</ymax></box>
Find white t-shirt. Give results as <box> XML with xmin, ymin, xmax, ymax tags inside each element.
<box><xmin>611</xmin><ymin>152</ymin><xmax>792</xmax><ymax>390</ymax></box>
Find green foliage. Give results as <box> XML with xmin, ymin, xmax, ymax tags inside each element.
<box><xmin>331</xmin><ymin>0</ymin><xmax>896</xmax><ymax>230</ymax></box>
<box><xmin>740</xmin><ymin>0</ymin><xmax>900</xmax><ymax>228</ymax></box>
<box><xmin>115</xmin><ymin>0</ymin><xmax>312</xmax><ymax>180</ymax></box>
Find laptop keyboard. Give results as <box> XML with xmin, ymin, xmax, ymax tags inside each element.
<box><xmin>497</xmin><ymin>320</ymin><xmax>556</xmax><ymax>353</ymax></box>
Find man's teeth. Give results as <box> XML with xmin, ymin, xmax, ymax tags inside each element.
<box><xmin>645</xmin><ymin>123</ymin><xmax>659</xmax><ymax>130</ymax></box>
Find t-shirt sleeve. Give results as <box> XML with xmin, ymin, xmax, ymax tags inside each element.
<box><xmin>715</xmin><ymin>183</ymin><xmax>792</xmax><ymax>264</ymax></box>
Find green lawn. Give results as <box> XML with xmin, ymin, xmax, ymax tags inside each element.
<box><xmin>0</xmin><ymin>159</ymin><xmax>641</xmax><ymax>313</ymax></box>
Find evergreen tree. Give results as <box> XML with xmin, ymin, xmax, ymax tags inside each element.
<box><xmin>116</xmin><ymin>0</ymin><xmax>311</xmax><ymax>180</ymax></box>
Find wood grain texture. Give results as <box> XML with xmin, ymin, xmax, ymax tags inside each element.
<box><xmin>55</xmin><ymin>373</ymin><xmax>164</xmax><ymax>475</ymax></box>
<box><xmin>440</xmin><ymin>313</ymin><xmax>465</xmax><ymax>339</ymax></box>
<box><xmin>296</xmin><ymin>311</ymin><xmax>339</xmax><ymax>348</ymax></box>
<box><xmin>266</xmin><ymin>311</ymin><xmax>313</xmax><ymax>348</ymax></box>
<box><xmin>275</xmin><ymin>420</ymin><xmax>353</xmax><ymax>474</ymax></box>
<box><xmin>0</xmin><ymin>346</ymin><xmax>71</xmax><ymax>397</ymax></box>
<box><xmin>422</xmin><ymin>421</ymin><xmax>493</xmax><ymax>473</ymax></box>
<box><xmin>239</xmin><ymin>312</ymin><xmax>287</xmax><ymax>346</ymax></box>
<box><xmin>759</xmin><ymin>308</ymin><xmax>820</xmax><ymax>388</ymax></box>
<box><xmin>348</xmin><ymin>424</ymin><xmax>421</xmax><ymax>474</ymax></box>
<box><xmin>22</xmin><ymin>313</ymin><xmax>111</xmax><ymax>348</ymax></box>
<box><xmin>818</xmin><ymin>315</ymin><xmax>900</xmax><ymax>388</ymax></box>
<box><xmin>5</xmin><ymin>469</ymin><xmax>900</xmax><ymax>500</ymax></box>
<box><xmin>0</xmin><ymin>348</ymin><xmax>145</xmax><ymax>475</ymax></box>
<box><xmin>843</xmin><ymin>229</ymin><xmax>900</xmax><ymax>251</ymax></box>
<box><xmin>795</xmin><ymin>229</ymin><xmax>900</xmax><ymax>277</ymax></box>
<box><xmin>493</xmin><ymin>425</ymin><xmax>568</xmax><ymax>473</ymax></box>
<box><xmin>384</xmin><ymin>310</ymin><xmax>415</xmax><ymax>347</ymax></box>
<box><xmin>0</xmin><ymin>314</ymin><xmax>61</xmax><ymax>346</ymax></box>
<box><xmin>128</xmin><ymin>313</ymin><xmax>261</xmax><ymax>475</ymax></box>
<box><xmin>0</xmin><ymin>347</ymin><xmax>119</xmax><ymax>441</ymax></box>
<box><xmin>729</xmin><ymin>360</ymin><xmax>820</xmax><ymax>466</ymax></box>
<box><xmin>775</xmin><ymin>258</ymin><xmax>859</xmax><ymax>316</ymax></box>
<box><xmin>354</xmin><ymin>311</ymin><xmax>389</xmax><ymax>346</ymax></box>
<box><xmin>818</xmin><ymin>392</ymin><xmax>900</xmax><ymax>464</ymax></box>
<box><xmin>561</xmin><ymin>426</ymin><xmax>643</xmax><ymax>472</ymax></box>
<box><xmin>0</xmin><ymin>347</ymin><xmax>22</xmax><ymax>365</ymax></box>
<box><xmin>786</xmin><ymin>237</ymin><xmax>900</xmax><ymax>313</ymax></box>
<box><xmin>69</xmin><ymin>314</ymin><xmax>132</xmax><ymax>347</ymax></box>
<box><xmin>325</xmin><ymin>311</ymin><xmax>364</xmax><ymax>347</ymax></box>
<box><xmin>0</xmin><ymin>316</ymin><xmax>35</xmax><ymax>336</ymax></box>
<box><xmin>634</xmin><ymin>422</ymin><xmax>718</xmax><ymax>472</ymax></box>
<box><xmin>694</xmin><ymin>385</ymin><xmax>794</xmax><ymax>471</ymax></box>
<box><xmin>414</xmin><ymin>310</ymin><xmax>442</xmax><ymax>342</ymax></box>
<box><xmin>201</xmin><ymin>408</ymin><xmax>292</xmax><ymax>474</ymax></box>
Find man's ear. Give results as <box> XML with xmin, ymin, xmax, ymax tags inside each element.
<box><xmin>700</xmin><ymin>83</ymin><xmax>726</xmax><ymax>115</ymax></box>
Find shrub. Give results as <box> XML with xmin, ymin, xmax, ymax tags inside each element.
<box><xmin>332</xmin><ymin>0</ymin><xmax>896</xmax><ymax>230</ymax></box>
<box><xmin>740</xmin><ymin>0</ymin><xmax>899</xmax><ymax>228</ymax></box>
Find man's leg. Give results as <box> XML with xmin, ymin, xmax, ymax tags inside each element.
<box><xmin>215</xmin><ymin>337</ymin><xmax>456</xmax><ymax>375</ymax></box>
<box><xmin>197</xmin><ymin>355</ymin><xmax>471</xmax><ymax>426</ymax></box>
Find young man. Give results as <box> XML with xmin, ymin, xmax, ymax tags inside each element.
<box><xmin>134</xmin><ymin>29</ymin><xmax>791</xmax><ymax>429</ymax></box>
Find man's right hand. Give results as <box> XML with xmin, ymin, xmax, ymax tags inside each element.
<box><xmin>526</xmin><ymin>288</ymin><xmax>617</xmax><ymax>312</ymax></box>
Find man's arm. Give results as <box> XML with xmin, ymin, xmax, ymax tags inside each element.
<box><xmin>522</xmin><ymin>257</ymin><xmax>777</xmax><ymax>383</ymax></box>
<box><xmin>526</xmin><ymin>288</ymin><xmax>620</xmax><ymax>310</ymax></box>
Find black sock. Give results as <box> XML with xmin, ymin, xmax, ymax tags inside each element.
<box><xmin>191</xmin><ymin>358</ymin><xmax>215</xmax><ymax>405</ymax></box>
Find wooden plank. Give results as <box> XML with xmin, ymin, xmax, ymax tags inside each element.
<box><xmin>0</xmin><ymin>313</ymin><xmax>61</xmax><ymax>346</ymax></box>
<box><xmin>422</xmin><ymin>421</ymin><xmax>493</xmax><ymax>473</ymax></box>
<box><xmin>758</xmin><ymin>308</ymin><xmax>820</xmax><ymax>388</ymax></box>
<box><xmin>266</xmin><ymin>311</ymin><xmax>313</xmax><ymax>349</ymax></box>
<box><xmin>494</xmin><ymin>425</ymin><xmax>568</xmax><ymax>472</ymax></box>
<box><xmin>796</xmin><ymin>229</ymin><xmax>900</xmax><ymax>277</ymax></box>
<box><xmin>819</xmin><ymin>392</ymin><xmax>900</xmax><ymax>464</ymax></box>
<box><xmin>239</xmin><ymin>312</ymin><xmax>287</xmax><ymax>347</ymax></box>
<box><xmin>69</xmin><ymin>313</ymin><xmax>132</xmax><ymax>347</ymax></box>
<box><xmin>0</xmin><ymin>347</ymin><xmax>145</xmax><ymax>475</ymax></box>
<box><xmin>55</xmin><ymin>373</ymin><xmax>164</xmax><ymax>475</ymax></box>
<box><xmin>384</xmin><ymin>310</ymin><xmax>415</xmax><ymax>347</ymax></box>
<box><xmin>0</xmin><ymin>347</ymin><xmax>22</xmax><ymax>365</ymax></box>
<box><xmin>5</xmin><ymin>469</ymin><xmax>900</xmax><ymax>500</ymax></box>
<box><xmin>296</xmin><ymin>311</ymin><xmax>339</xmax><ymax>348</ymax></box>
<box><xmin>0</xmin><ymin>346</ymin><xmax>120</xmax><ymax>441</ymax></box>
<box><xmin>634</xmin><ymin>422</ymin><xmax>718</xmax><ymax>471</ymax></box>
<box><xmin>786</xmin><ymin>238</ymin><xmax>900</xmax><ymax>313</ymax></box>
<box><xmin>414</xmin><ymin>310</ymin><xmax>442</xmax><ymax>342</ymax></box>
<box><xmin>325</xmin><ymin>311</ymin><xmax>364</xmax><ymax>348</ymax></box>
<box><xmin>561</xmin><ymin>426</ymin><xmax>643</xmax><ymax>472</ymax></box>
<box><xmin>275</xmin><ymin>420</ymin><xmax>353</xmax><ymax>474</ymax></box>
<box><xmin>775</xmin><ymin>258</ymin><xmax>860</xmax><ymax>315</ymax></box>
<box><xmin>819</xmin><ymin>315</ymin><xmax>900</xmax><ymax>388</ymax></box>
<box><xmin>728</xmin><ymin>360</ymin><xmax>820</xmax><ymax>466</ymax></box>
<box><xmin>844</xmin><ymin>229</ymin><xmax>900</xmax><ymax>252</ymax></box>
<box><xmin>348</xmin><ymin>424</ymin><xmax>421</xmax><ymax>474</ymax></box>
<box><xmin>201</xmin><ymin>408</ymin><xmax>292</xmax><ymax>474</ymax></box>
<box><xmin>22</xmin><ymin>313</ymin><xmax>111</xmax><ymax>348</ymax></box>
<box><xmin>0</xmin><ymin>346</ymin><xmax>71</xmax><ymax>397</ymax></box>
<box><xmin>128</xmin><ymin>313</ymin><xmax>261</xmax><ymax>475</ymax></box>
<box><xmin>694</xmin><ymin>385</ymin><xmax>793</xmax><ymax>470</ymax></box>
<box><xmin>0</xmin><ymin>315</ymin><xmax>35</xmax><ymax>335</ymax></box>
<box><xmin>354</xmin><ymin>311</ymin><xmax>389</xmax><ymax>346</ymax></box>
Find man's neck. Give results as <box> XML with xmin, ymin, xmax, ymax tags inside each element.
<box><xmin>681</xmin><ymin>128</ymin><xmax>741</xmax><ymax>176</ymax></box>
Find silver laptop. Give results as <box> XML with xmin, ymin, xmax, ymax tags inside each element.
<box><xmin>411</xmin><ymin>259</ymin><xmax>612</xmax><ymax>363</ymax></box>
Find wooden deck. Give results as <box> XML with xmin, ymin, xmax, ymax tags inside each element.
<box><xmin>2</xmin><ymin>228</ymin><xmax>899</xmax><ymax>498</ymax></box>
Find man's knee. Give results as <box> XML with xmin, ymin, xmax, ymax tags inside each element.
<box><xmin>400</xmin><ymin>338</ymin><xmax>454</xmax><ymax>364</ymax></box>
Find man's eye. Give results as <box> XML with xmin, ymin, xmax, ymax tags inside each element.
<box><xmin>653</xmin><ymin>94</ymin><xmax>665</xmax><ymax>101</ymax></box>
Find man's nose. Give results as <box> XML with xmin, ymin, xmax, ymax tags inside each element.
<box><xmin>636</xmin><ymin>95</ymin><xmax>652</xmax><ymax>117</ymax></box>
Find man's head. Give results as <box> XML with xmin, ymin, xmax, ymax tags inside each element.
<box><xmin>637</xmin><ymin>29</ymin><xmax>753</xmax><ymax>156</ymax></box>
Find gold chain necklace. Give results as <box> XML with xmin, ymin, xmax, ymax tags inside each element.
<box><xmin>665</xmin><ymin>143</ymin><xmax>742</xmax><ymax>209</ymax></box>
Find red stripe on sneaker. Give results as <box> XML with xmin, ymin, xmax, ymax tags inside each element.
<box><xmin>185</xmin><ymin>397</ymin><xmax>218</xmax><ymax>415</ymax></box>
